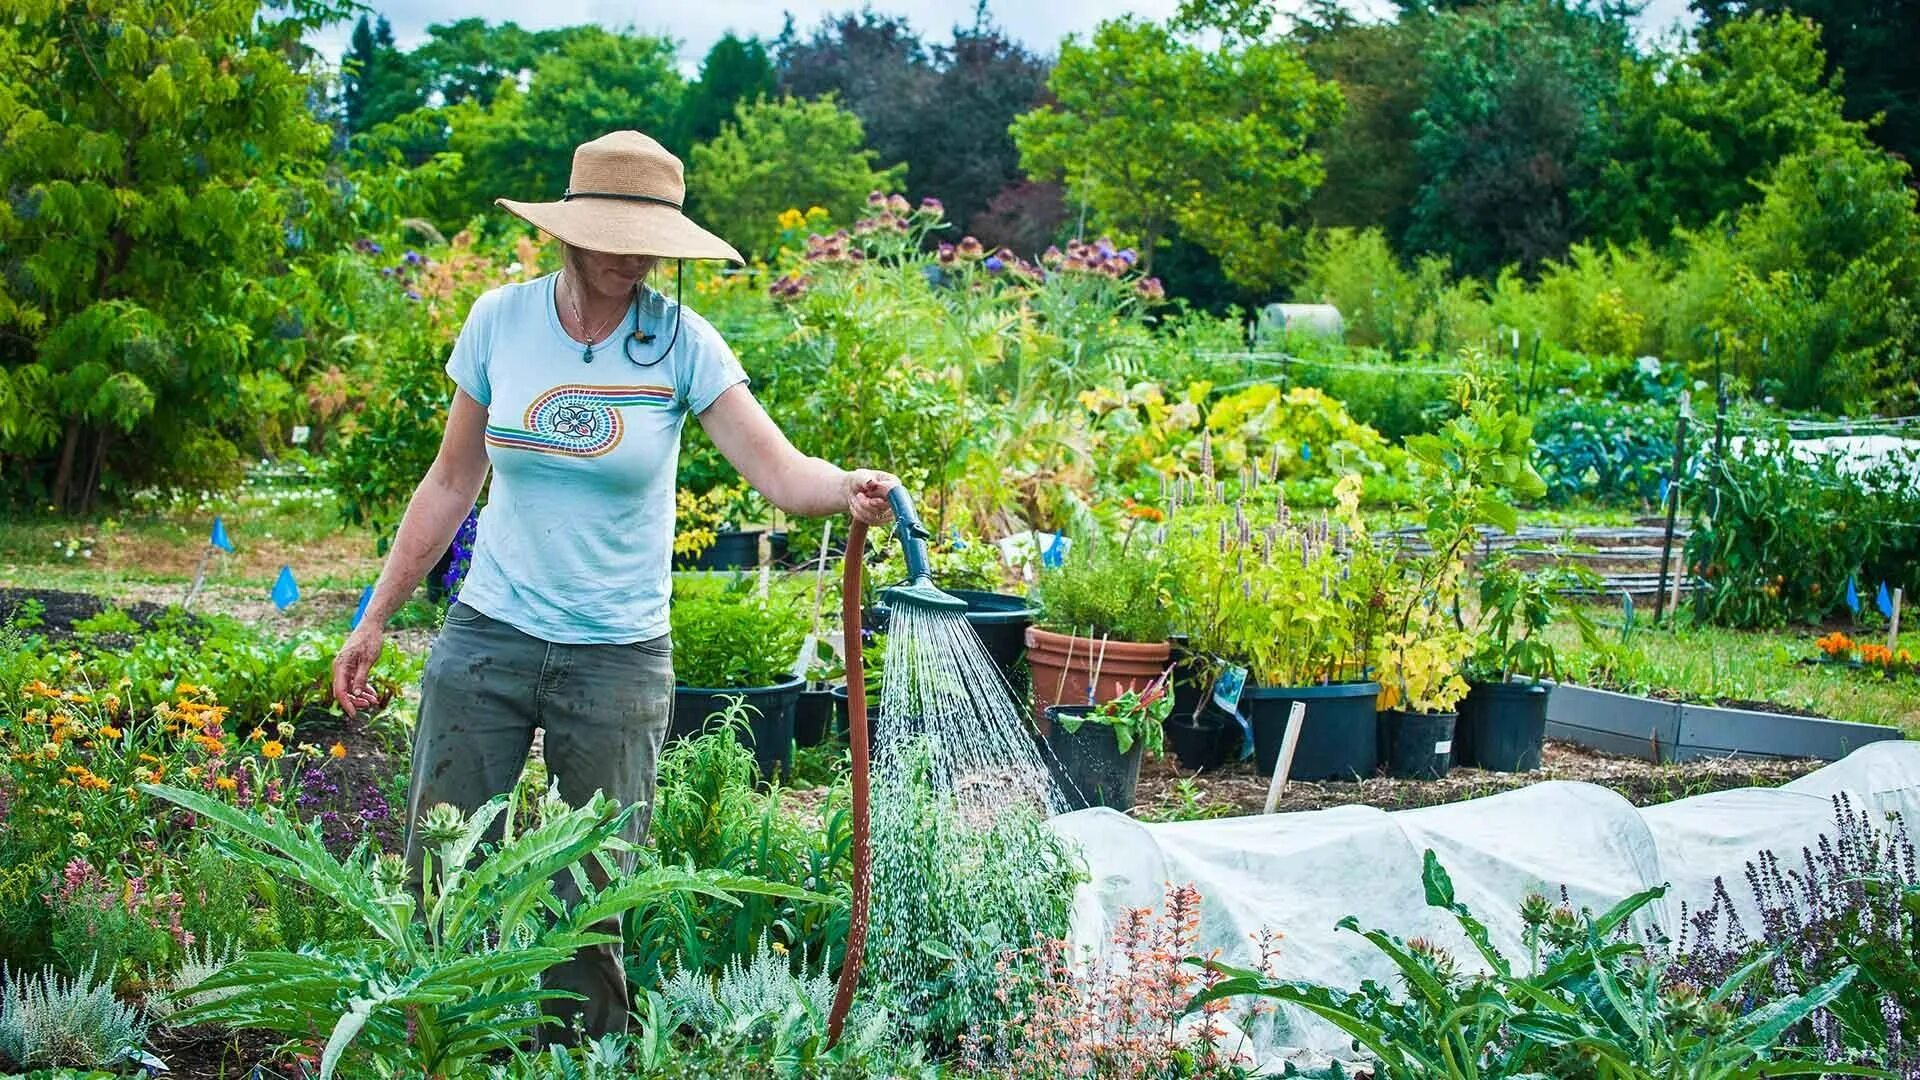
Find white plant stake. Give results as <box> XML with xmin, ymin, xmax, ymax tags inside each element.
<box><xmin>791</xmin><ymin>520</ymin><xmax>834</xmax><ymax>681</ymax></box>
<box><xmin>1263</xmin><ymin>700</ymin><xmax>1307</xmax><ymax>814</ymax></box>
<box><xmin>1889</xmin><ymin>587</ymin><xmax>1904</xmax><ymax>652</ymax></box>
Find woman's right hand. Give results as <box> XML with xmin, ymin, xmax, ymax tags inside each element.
<box><xmin>332</xmin><ymin>627</ymin><xmax>385</xmax><ymax>719</ymax></box>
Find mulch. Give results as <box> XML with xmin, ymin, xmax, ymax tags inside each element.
<box><xmin>0</xmin><ymin>586</ymin><xmax>187</xmax><ymax>643</ymax></box>
<box><xmin>1130</xmin><ymin>739</ymin><xmax>1825</xmax><ymax>819</ymax></box>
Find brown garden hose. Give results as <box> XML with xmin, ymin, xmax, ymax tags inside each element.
<box><xmin>826</xmin><ymin>516</ymin><xmax>871</xmax><ymax>1044</ymax></box>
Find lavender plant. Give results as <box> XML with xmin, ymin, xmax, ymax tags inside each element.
<box><xmin>1670</xmin><ymin>795</ymin><xmax>1919</xmax><ymax>1075</ymax></box>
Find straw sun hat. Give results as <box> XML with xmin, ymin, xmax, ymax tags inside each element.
<box><xmin>495</xmin><ymin>131</ymin><xmax>744</xmax><ymax>264</ymax></box>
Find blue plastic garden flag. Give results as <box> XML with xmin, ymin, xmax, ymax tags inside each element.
<box><xmin>1878</xmin><ymin>581</ymin><xmax>1894</xmax><ymax>619</ymax></box>
<box><xmin>1043</xmin><ymin>531</ymin><xmax>1068</xmax><ymax>569</ymax></box>
<box><xmin>350</xmin><ymin>584</ymin><xmax>374</xmax><ymax>629</ymax></box>
<box><xmin>209</xmin><ymin>515</ymin><xmax>234</xmax><ymax>553</ymax></box>
<box><xmin>1658</xmin><ymin>477</ymin><xmax>1670</xmax><ymax>506</ymax></box>
<box><xmin>270</xmin><ymin>566</ymin><xmax>300</xmax><ymax>611</ymax></box>
<box><xmin>1846</xmin><ymin>576</ymin><xmax>1861</xmax><ymax>615</ymax></box>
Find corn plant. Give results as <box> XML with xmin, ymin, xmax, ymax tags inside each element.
<box><xmin>1191</xmin><ymin>850</ymin><xmax>1892</xmax><ymax>1079</ymax></box>
<box><xmin>141</xmin><ymin>783</ymin><xmax>823</xmax><ymax>1080</ymax></box>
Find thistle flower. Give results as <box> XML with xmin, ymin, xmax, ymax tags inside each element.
<box><xmin>957</xmin><ymin>236</ymin><xmax>985</xmax><ymax>260</ymax></box>
<box><xmin>420</xmin><ymin>802</ymin><xmax>465</xmax><ymax>846</ymax></box>
<box><xmin>866</xmin><ymin>190</ymin><xmax>886</xmax><ymax>208</ymax></box>
<box><xmin>1135</xmin><ymin>277</ymin><xmax>1165</xmax><ymax>302</ymax></box>
<box><xmin>936</xmin><ymin>242</ymin><xmax>956</xmax><ymax>264</ymax></box>
<box><xmin>917</xmin><ymin>196</ymin><xmax>944</xmax><ymax>216</ymax></box>
<box><xmin>887</xmin><ymin>193</ymin><xmax>911</xmax><ymax>215</ymax></box>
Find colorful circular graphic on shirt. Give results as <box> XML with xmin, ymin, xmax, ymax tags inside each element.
<box><xmin>484</xmin><ymin>384</ymin><xmax>673</xmax><ymax>458</ymax></box>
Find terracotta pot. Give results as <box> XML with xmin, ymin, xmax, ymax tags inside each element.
<box><xmin>1025</xmin><ymin>626</ymin><xmax>1172</xmax><ymax>731</ymax></box>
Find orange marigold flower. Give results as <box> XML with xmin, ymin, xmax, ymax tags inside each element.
<box><xmin>1861</xmin><ymin>643</ymin><xmax>1894</xmax><ymax>666</ymax></box>
<box><xmin>215</xmin><ymin>776</ymin><xmax>237</xmax><ymax>792</ymax></box>
<box><xmin>1814</xmin><ymin>631</ymin><xmax>1855</xmax><ymax>658</ymax></box>
<box><xmin>329</xmin><ymin>742</ymin><xmax>347</xmax><ymax>759</ymax></box>
<box><xmin>260</xmin><ymin>740</ymin><xmax>285</xmax><ymax>760</ymax></box>
<box><xmin>271</xmin><ymin>701</ymin><xmax>286</xmax><ymax>716</ymax></box>
<box><xmin>98</xmin><ymin>725</ymin><xmax>122</xmax><ymax>740</ymax></box>
<box><xmin>194</xmin><ymin>734</ymin><xmax>226</xmax><ymax>756</ymax></box>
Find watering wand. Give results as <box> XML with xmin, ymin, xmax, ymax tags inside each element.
<box><xmin>827</xmin><ymin>485</ymin><xmax>964</xmax><ymax>1044</ymax></box>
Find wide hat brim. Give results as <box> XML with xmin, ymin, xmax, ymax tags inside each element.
<box><xmin>495</xmin><ymin>197</ymin><xmax>744</xmax><ymax>264</ymax></box>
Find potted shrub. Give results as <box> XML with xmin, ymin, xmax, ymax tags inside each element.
<box><xmin>1376</xmin><ymin>397</ymin><xmax>1547</xmax><ymax>781</ymax></box>
<box><xmin>669</xmin><ymin>577</ymin><xmax>806</xmax><ymax>779</ymax></box>
<box><xmin>674</xmin><ymin>482</ymin><xmax>770</xmax><ymax>570</ymax></box>
<box><xmin>1458</xmin><ymin>555</ymin><xmax>1596</xmax><ymax>772</ymax></box>
<box><xmin>1165</xmin><ymin>474</ymin><xmax>1387</xmax><ymax>780</ymax></box>
<box><xmin>1042</xmin><ymin>674</ymin><xmax>1171</xmax><ymax>811</ymax></box>
<box><xmin>1026</xmin><ymin>536</ymin><xmax>1175</xmax><ymax>729</ymax></box>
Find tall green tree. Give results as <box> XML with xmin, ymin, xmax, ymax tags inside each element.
<box><xmin>1011</xmin><ymin>12</ymin><xmax>1342</xmax><ymax>288</ymax></box>
<box><xmin>1405</xmin><ymin>0</ymin><xmax>1633</xmax><ymax>276</ymax></box>
<box><xmin>445</xmin><ymin>29</ymin><xmax>685</xmax><ymax>223</ymax></box>
<box><xmin>1293</xmin><ymin>0</ymin><xmax>1427</xmax><ymax>239</ymax></box>
<box><xmin>341</xmin><ymin>14</ymin><xmax>421</xmax><ymax>134</ymax></box>
<box><xmin>1582</xmin><ymin>13</ymin><xmax>1866</xmax><ymax>245</ymax></box>
<box><xmin>775</xmin><ymin>8</ymin><xmax>1048</xmax><ymax>236</ymax></box>
<box><xmin>679</xmin><ymin>33</ymin><xmax>777</xmax><ymax>150</ymax></box>
<box><xmin>0</xmin><ymin>0</ymin><xmax>345</xmax><ymax>509</ymax></box>
<box><xmin>688</xmin><ymin>96</ymin><xmax>906</xmax><ymax>258</ymax></box>
<box><xmin>1691</xmin><ymin>0</ymin><xmax>1920</xmax><ymax>165</ymax></box>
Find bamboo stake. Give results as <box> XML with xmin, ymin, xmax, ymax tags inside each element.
<box><xmin>1889</xmin><ymin>588</ymin><xmax>1904</xmax><ymax>652</ymax></box>
<box><xmin>1263</xmin><ymin>701</ymin><xmax>1307</xmax><ymax>814</ymax></box>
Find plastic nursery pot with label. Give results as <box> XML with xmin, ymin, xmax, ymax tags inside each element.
<box><xmin>1377</xmin><ymin>708</ymin><xmax>1457</xmax><ymax>780</ymax></box>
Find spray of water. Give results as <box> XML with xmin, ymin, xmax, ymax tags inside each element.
<box><xmin>862</xmin><ymin>603</ymin><xmax>1080</xmax><ymax>1035</ymax></box>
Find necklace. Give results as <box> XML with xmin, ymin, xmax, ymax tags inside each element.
<box><xmin>561</xmin><ymin>273</ymin><xmax>627</xmax><ymax>364</ymax></box>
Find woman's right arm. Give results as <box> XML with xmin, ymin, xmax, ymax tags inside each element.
<box><xmin>331</xmin><ymin>390</ymin><xmax>491</xmax><ymax>717</ymax></box>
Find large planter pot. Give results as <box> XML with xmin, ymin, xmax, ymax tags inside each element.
<box><xmin>671</xmin><ymin>675</ymin><xmax>802</xmax><ymax>780</ymax></box>
<box><xmin>1025</xmin><ymin>627</ymin><xmax>1172</xmax><ymax>730</ymax></box>
<box><xmin>793</xmin><ymin>687</ymin><xmax>836</xmax><ymax>748</ymax></box>
<box><xmin>1457</xmin><ymin>681</ymin><xmax>1550</xmax><ymax>772</ymax></box>
<box><xmin>1378</xmin><ymin>708</ymin><xmax>1457</xmax><ymax>780</ymax></box>
<box><xmin>1043</xmin><ymin>705</ymin><xmax>1144</xmax><ymax>812</ymax></box>
<box><xmin>872</xmin><ymin>590</ymin><xmax>1035</xmax><ymax>695</ymax></box>
<box><xmin>1248</xmin><ymin>682</ymin><xmax>1381</xmax><ymax>780</ymax></box>
<box><xmin>674</xmin><ymin>529</ymin><xmax>765</xmax><ymax>571</ymax></box>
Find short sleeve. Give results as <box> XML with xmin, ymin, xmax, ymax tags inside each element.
<box><xmin>445</xmin><ymin>291</ymin><xmax>495</xmax><ymax>407</ymax></box>
<box><xmin>676</xmin><ymin>309</ymin><xmax>749</xmax><ymax>415</ymax></box>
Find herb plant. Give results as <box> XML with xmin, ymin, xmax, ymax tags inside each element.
<box><xmin>1032</xmin><ymin>536</ymin><xmax>1174</xmax><ymax>644</ymax></box>
<box><xmin>670</xmin><ymin>578</ymin><xmax>807</xmax><ymax>688</ymax></box>
<box><xmin>1467</xmin><ymin>552</ymin><xmax>1599</xmax><ymax>683</ymax></box>
<box><xmin>1054</xmin><ymin>674</ymin><xmax>1173</xmax><ymax>757</ymax></box>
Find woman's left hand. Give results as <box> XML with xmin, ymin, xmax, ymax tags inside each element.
<box><xmin>845</xmin><ymin>469</ymin><xmax>900</xmax><ymax>525</ymax></box>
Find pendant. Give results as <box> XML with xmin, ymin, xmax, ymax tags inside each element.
<box><xmin>582</xmin><ymin>344</ymin><xmax>594</xmax><ymax>364</ymax></box>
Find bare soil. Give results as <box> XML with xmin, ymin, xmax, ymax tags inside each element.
<box><xmin>1131</xmin><ymin>739</ymin><xmax>1824</xmax><ymax>819</ymax></box>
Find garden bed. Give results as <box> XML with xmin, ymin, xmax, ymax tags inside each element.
<box><xmin>1544</xmin><ymin>680</ymin><xmax>1904</xmax><ymax>763</ymax></box>
<box><xmin>1131</xmin><ymin>738</ymin><xmax>1824</xmax><ymax>819</ymax></box>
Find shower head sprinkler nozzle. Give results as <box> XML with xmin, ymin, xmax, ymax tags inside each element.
<box><xmin>878</xmin><ymin>486</ymin><xmax>967</xmax><ymax>614</ymax></box>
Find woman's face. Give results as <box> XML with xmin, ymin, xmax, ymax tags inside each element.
<box><xmin>567</xmin><ymin>244</ymin><xmax>657</xmax><ymax>301</ymax></box>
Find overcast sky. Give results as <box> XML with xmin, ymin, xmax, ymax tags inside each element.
<box><xmin>306</xmin><ymin>0</ymin><xmax>1698</xmax><ymax>72</ymax></box>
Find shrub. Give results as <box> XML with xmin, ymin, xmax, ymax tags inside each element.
<box><xmin>0</xmin><ymin>961</ymin><xmax>147</xmax><ymax>1071</ymax></box>
<box><xmin>669</xmin><ymin>577</ymin><xmax>808</xmax><ymax>688</ymax></box>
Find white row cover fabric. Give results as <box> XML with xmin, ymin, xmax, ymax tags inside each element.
<box><xmin>1049</xmin><ymin>741</ymin><xmax>1920</xmax><ymax>1066</ymax></box>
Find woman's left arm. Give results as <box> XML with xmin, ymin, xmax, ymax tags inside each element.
<box><xmin>697</xmin><ymin>383</ymin><xmax>897</xmax><ymax>525</ymax></box>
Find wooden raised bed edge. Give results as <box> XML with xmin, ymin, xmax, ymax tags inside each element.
<box><xmin>1542</xmin><ymin>681</ymin><xmax>1904</xmax><ymax>764</ymax></box>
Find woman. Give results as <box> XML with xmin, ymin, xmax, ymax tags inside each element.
<box><xmin>328</xmin><ymin>131</ymin><xmax>898</xmax><ymax>1041</ymax></box>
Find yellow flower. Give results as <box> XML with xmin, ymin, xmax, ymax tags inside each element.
<box><xmin>176</xmin><ymin>682</ymin><xmax>201</xmax><ymax>696</ymax></box>
<box><xmin>71</xmin><ymin>831</ymin><xmax>91</xmax><ymax>849</ymax></box>
<box><xmin>330</xmin><ymin>742</ymin><xmax>348</xmax><ymax>759</ymax></box>
<box><xmin>271</xmin><ymin>701</ymin><xmax>286</xmax><ymax>716</ymax></box>
<box><xmin>98</xmin><ymin>725</ymin><xmax>122</xmax><ymax>740</ymax></box>
<box><xmin>215</xmin><ymin>776</ymin><xmax>237</xmax><ymax>792</ymax></box>
<box><xmin>777</xmin><ymin>207</ymin><xmax>806</xmax><ymax>230</ymax></box>
<box><xmin>261</xmin><ymin>740</ymin><xmax>285</xmax><ymax>760</ymax></box>
<box><xmin>248</xmin><ymin>728</ymin><xmax>265</xmax><ymax>742</ymax></box>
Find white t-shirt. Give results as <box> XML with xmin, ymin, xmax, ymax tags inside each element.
<box><xmin>444</xmin><ymin>272</ymin><xmax>747</xmax><ymax>644</ymax></box>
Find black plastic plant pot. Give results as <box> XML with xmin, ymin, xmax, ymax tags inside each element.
<box><xmin>1457</xmin><ymin>681</ymin><xmax>1551</xmax><ymax>772</ymax></box>
<box><xmin>1167</xmin><ymin>639</ymin><xmax>1211</xmax><ymax>726</ymax></box>
<box><xmin>1166</xmin><ymin>703</ymin><xmax>1237</xmax><ymax>772</ymax></box>
<box><xmin>1248</xmin><ymin>682</ymin><xmax>1381</xmax><ymax>780</ymax></box>
<box><xmin>829</xmin><ymin>685</ymin><xmax>883</xmax><ymax>753</ymax></box>
<box><xmin>1378</xmin><ymin>708</ymin><xmax>1457</xmax><ymax>780</ymax></box>
<box><xmin>675</xmin><ymin>528</ymin><xmax>765</xmax><ymax>571</ymax></box>
<box><xmin>870</xmin><ymin>589</ymin><xmax>1035</xmax><ymax>694</ymax></box>
<box><xmin>1043</xmin><ymin>705</ymin><xmax>1144</xmax><ymax>812</ymax></box>
<box><xmin>793</xmin><ymin>687</ymin><xmax>836</xmax><ymax>748</ymax></box>
<box><xmin>671</xmin><ymin>675</ymin><xmax>801</xmax><ymax>781</ymax></box>
<box><xmin>768</xmin><ymin>530</ymin><xmax>789</xmax><ymax>567</ymax></box>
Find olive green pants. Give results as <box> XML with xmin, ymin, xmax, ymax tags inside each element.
<box><xmin>404</xmin><ymin>601</ymin><xmax>672</xmax><ymax>1044</ymax></box>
